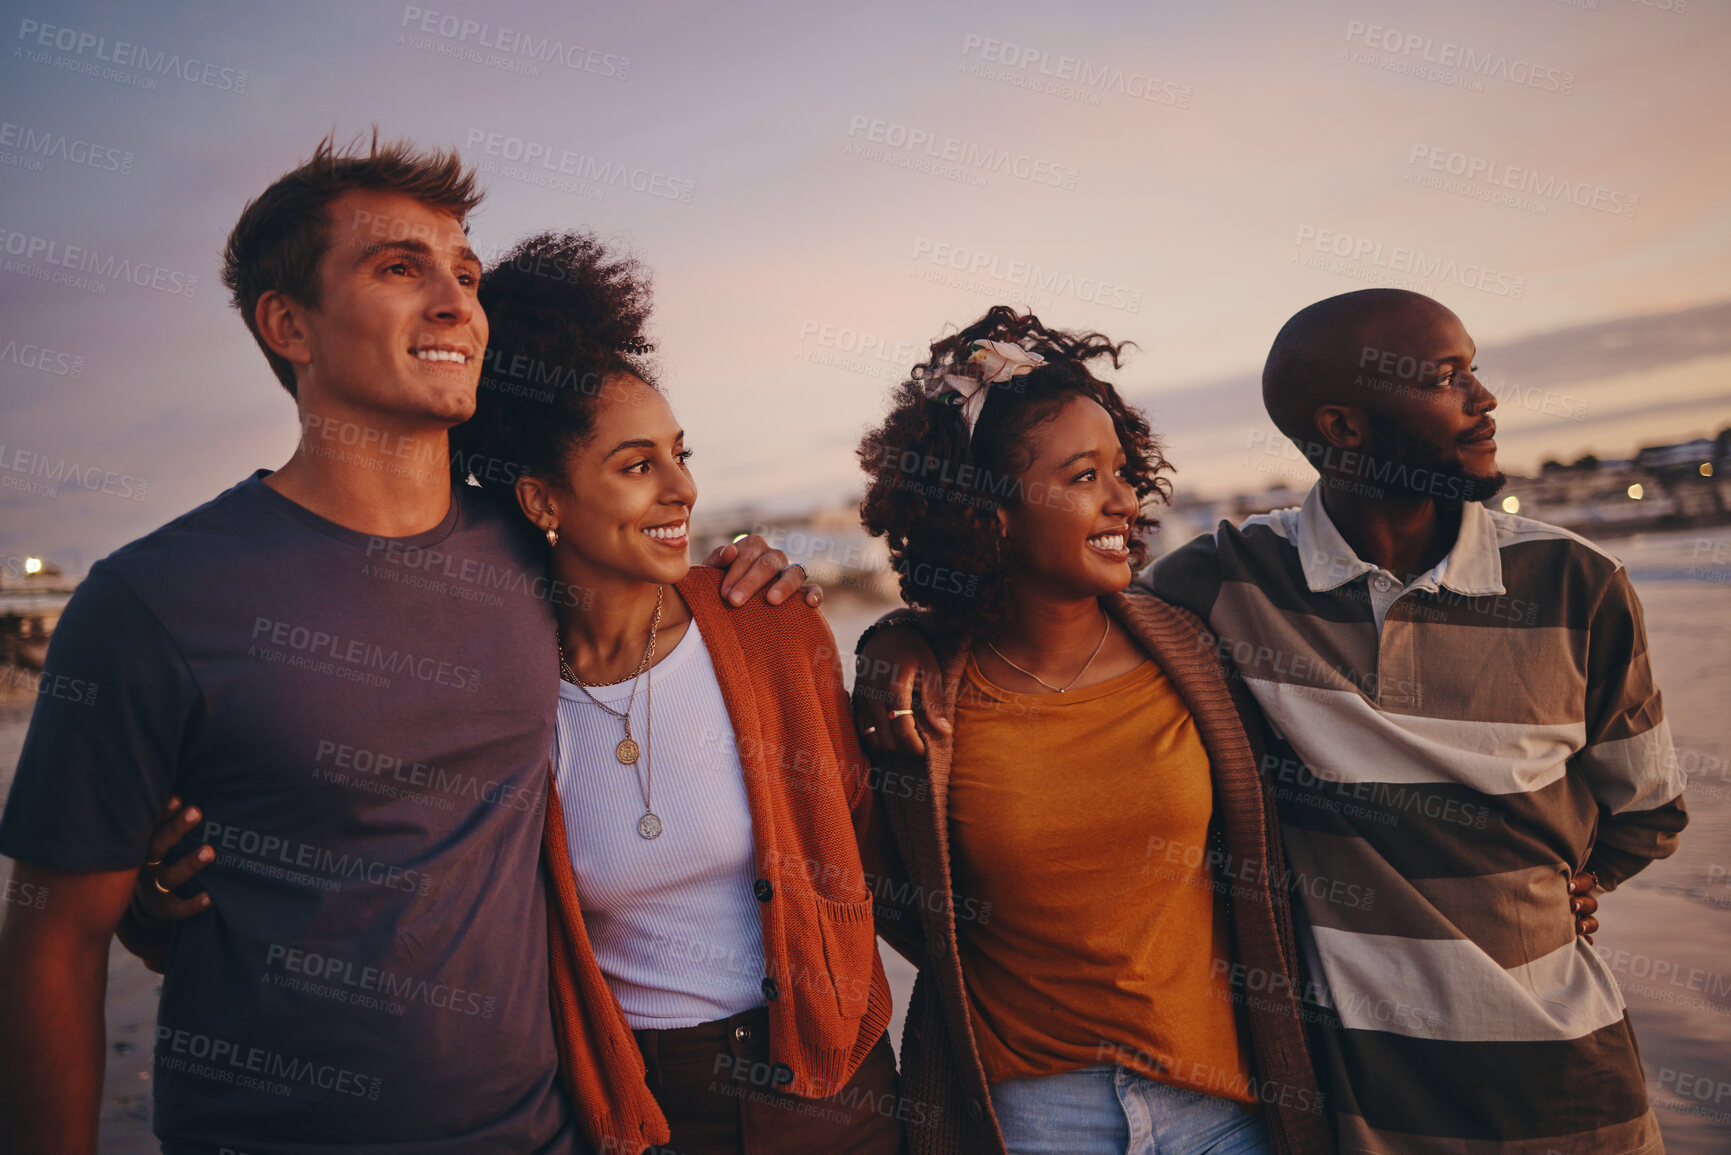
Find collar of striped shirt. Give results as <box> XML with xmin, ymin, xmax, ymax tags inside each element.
<box><xmin>1293</xmin><ymin>482</ymin><xmax>1507</xmax><ymax>598</ymax></box>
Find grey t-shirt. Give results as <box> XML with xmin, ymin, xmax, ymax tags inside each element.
<box><xmin>0</xmin><ymin>473</ymin><xmax>580</xmax><ymax>1154</ymax></box>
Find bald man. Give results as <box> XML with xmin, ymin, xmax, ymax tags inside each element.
<box><xmin>1142</xmin><ymin>288</ymin><xmax>1685</xmax><ymax>1153</ymax></box>
<box><xmin>856</xmin><ymin>289</ymin><xmax>1685</xmax><ymax>1153</ymax></box>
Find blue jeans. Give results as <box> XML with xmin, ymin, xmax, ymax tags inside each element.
<box><xmin>989</xmin><ymin>1065</ymin><xmax>1271</xmax><ymax>1155</ymax></box>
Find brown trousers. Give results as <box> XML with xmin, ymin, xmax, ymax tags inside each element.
<box><xmin>633</xmin><ymin>1006</ymin><xmax>905</xmax><ymax>1155</ymax></box>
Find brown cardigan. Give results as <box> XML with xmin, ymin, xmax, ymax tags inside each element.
<box><xmin>542</xmin><ymin>566</ymin><xmax>894</xmax><ymax>1154</ymax></box>
<box><xmin>865</xmin><ymin>587</ymin><xmax>1334</xmax><ymax>1155</ymax></box>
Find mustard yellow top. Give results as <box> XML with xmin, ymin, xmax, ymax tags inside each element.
<box><xmin>946</xmin><ymin>653</ymin><xmax>1254</xmax><ymax>1102</ymax></box>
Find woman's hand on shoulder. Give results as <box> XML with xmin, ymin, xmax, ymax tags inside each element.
<box><xmin>854</xmin><ymin>625</ymin><xmax>949</xmax><ymax>757</ymax></box>
<box><xmin>134</xmin><ymin>797</ymin><xmax>214</xmax><ymax>925</ymax></box>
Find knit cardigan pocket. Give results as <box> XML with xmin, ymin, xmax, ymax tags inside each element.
<box><xmin>811</xmin><ymin>890</ymin><xmax>877</xmax><ymax>1022</ymax></box>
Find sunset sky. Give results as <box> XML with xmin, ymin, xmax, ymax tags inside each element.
<box><xmin>3</xmin><ymin>0</ymin><xmax>1728</xmax><ymax>573</ymax></box>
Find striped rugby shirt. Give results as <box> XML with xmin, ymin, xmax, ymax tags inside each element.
<box><xmin>1141</xmin><ymin>483</ymin><xmax>1686</xmax><ymax>1154</ymax></box>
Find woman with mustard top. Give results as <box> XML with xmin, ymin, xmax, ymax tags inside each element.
<box><xmin>854</xmin><ymin>307</ymin><xmax>1329</xmax><ymax>1155</ymax></box>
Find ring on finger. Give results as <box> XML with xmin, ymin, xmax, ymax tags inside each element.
<box><xmin>862</xmin><ymin>725</ymin><xmax>878</xmax><ymax>735</ymax></box>
<box><xmin>144</xmin><ymin>858</ymin><xmax>163</xmax><ymax>868</ymax></box>
<box><xmin>152</xmin><ymin>876</ymin><xmax>173</xmax><ymax>895</ymax></box>
<box><xmin>889</xmin><ymin>709</ymin><xmax>915</xmax><ymax>719</ymax></box>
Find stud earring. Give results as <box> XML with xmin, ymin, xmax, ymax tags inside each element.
<box><xmin>546</xmin><ymin>526</ymin><xmax>559</xmax><ymax>547</ymax></box>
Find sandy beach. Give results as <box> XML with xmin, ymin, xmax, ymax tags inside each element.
<box><xmin>2</xmin><ymin>528</ymin><xmax>1727</xmax><ymax>1152</ymax></box>
<box><xmin>1577</xmin><ymin>530</ymin><xmax>1731</xmax><ymax>1153</ymax></box>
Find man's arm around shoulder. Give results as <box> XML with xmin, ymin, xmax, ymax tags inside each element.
<box><xmin>1136</xmin><ymin>528</ymin><xmax>1224</xmax><ymax>622</ymax></box>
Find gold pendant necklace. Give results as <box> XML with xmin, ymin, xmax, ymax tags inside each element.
<box><xmin>560</xmin><ymin>587</ymin><xmax>664</xmax><ymax>781</ymax></box>
<box><xmin>635</xmin><ymin>671</ymin><xmax>660</xmax><ymax>840</ymax></box>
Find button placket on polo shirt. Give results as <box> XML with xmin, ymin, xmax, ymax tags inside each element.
<box><xmin>1377</xmin><ymin>607</ymin><xmax>1421</xmax><ymax>712</ymax></box>
<box><xmin>1359</xmin><ymin>567</ymin><xmax>1425</xmax><ymax>711</ymax></box>
<box><xmin>1336</xmin><ymin>574</ymin><xmax>1388</xmax><ymax>705</ymax></box>
<box><xmin>1368</xmin><ymin>571</ymin><xmax>1401</xmax><ymax>628</ymax></box>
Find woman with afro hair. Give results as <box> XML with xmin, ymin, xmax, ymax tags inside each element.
<box><xmin>853</xmin><ymin>307</ymin><xmax>1329</xmax><ymax>1155</ymax></box>
<box><xmin>446</xmin><ymin>231</ymin><xmax>904</xmax><ymax>1155</ymax></box>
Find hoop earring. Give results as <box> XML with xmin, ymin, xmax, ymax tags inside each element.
<box><xmin>546</xmin><ymin>526</ymin><xmax>559</xmax><ymax>547</ymax></box>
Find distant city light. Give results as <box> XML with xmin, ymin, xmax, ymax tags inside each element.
<box><xmin>1501</xmin><ymin>496</ymin><xmax>1520</xmax><ymax>514</ymax></box>
<box><xmin>1703</xmin><ymin>462</ymin><xmax>1715</xmax><ymax>477</ymax></box>
<box><xmin>1627</xmin><ymin>484</ymin><xmax>1644</xmax><ymax>500</ymax></box>
<box><xmin>23</xmin><ymin>557</ymin><xmax>42</xmax><ymax>575</ymax></box>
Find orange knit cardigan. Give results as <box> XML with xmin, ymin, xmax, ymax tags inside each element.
<box><xmin>541</xmin><ymin>566</ymin><xmax>894</xmax><ymax>1154</ymax></box>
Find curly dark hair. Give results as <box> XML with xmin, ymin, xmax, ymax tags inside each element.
<box><xmin>857</xmin><ymin>306</ymin><xmax>1172</xmax><ymax>643</ymax></box>
<box><xmin>450</xmin><ymin>230</ymin><xmax>657</xmax><ymax>501</ymax></box>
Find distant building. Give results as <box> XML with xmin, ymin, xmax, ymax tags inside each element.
<box><xmin>1504</xmin><ymin>426</ymin><xmax>1728</xmax><ymax>535</ymax></box>
<box><xmin>1634</xmin><ymin>438</ymin><xmax>1718</xmax><ymax>471</ymax></box>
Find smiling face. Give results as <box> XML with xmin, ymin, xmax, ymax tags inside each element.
<box><xmin>997</xmin><ymin>394</ymin><xmax>1141</xmax><ymax>602</ymax></box>
<box><xmin>286</xmin><ymin>189</ymin><xmax>486</xmax><ymax>428</ymax></box>
<box><xmin>539</xmin><ymin>375</ymin><xmax>696</xmax><ymax>588</ymax></box>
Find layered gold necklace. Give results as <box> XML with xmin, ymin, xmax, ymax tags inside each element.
<box><xmin>558</xmin><ymin>585</ymin><xmax>665</xmax><ymax>839</ymax></box>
